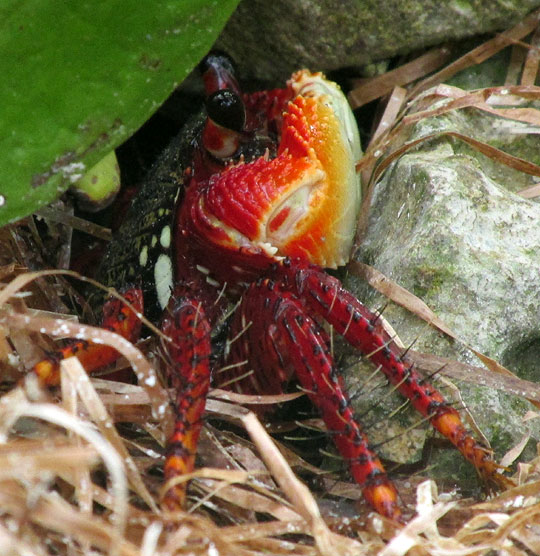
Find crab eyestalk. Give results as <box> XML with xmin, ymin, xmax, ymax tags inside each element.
<box><xmin>202</xmin><ymin>89</ymin><xmax>246</xmax><ymax>159</ymax></box>
<box><xmin>199</xmin><ymin>51</ymin><xmax>247</xmax><ymax>161</ymax></box>
<box><xmin>200</xmin><ymin>51</ymin><xmax>242</xmax><ymax>98</ymax></box>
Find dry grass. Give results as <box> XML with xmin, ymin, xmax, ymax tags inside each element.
<box><xmin>2</xmin><ymin>9</ymin><xmax>540</xmax><ymax>555</ymax></box>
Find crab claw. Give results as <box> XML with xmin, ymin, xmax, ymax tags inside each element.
<box><xmin>275</xmin><ymin>70</ymin><xmax>362</xmax><ymax>267</ymax></box>
<box><xmin>188</xmin><ymin>70</ymin><xmax>362</xmax><ymax>270</ymax></box>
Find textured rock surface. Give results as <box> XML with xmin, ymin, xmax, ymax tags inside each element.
<box><xmin>344</xmin><ymin>95</ymin><xmax>540</xmax><ymax>486</ymax></box>
<box><xmin>218</xmin><ymin>0</ymin><xmax>540</xmax><ymax>81</ymax></box>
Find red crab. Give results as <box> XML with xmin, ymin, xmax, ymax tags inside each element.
<box><xmin>34</xmin><ymin>53</ymin><xmax>510</xmax><ymax>522</ymax></box>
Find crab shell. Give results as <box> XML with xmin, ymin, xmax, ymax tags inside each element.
<box><xmin>190</xmin><ymin>70</ymin><xmax>362</xmax><ymax>269</ymax></box>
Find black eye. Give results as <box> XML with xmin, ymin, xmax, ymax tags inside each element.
<box><xmin>205</xmin><ymin>89</ymin><xmax>246</xmax><ymax>132</ymax></box>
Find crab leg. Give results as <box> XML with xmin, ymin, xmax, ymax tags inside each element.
<box><xmin>33</xmin><ymin>289</ymin><xmax>143</xmax><ymax>387</ymax></box>
<box><xmin>278</xmin><ymin>260</ymin><xmax>511</xmax><ymax>491</ymax></box>
<box><xmin>225</xmin><ymin>278</ymin><xmax>402</xmax><ymax>521</ymax></box>
<box><xmin>160</xmin><ymin>294</ymin><xmax>211</xmax><ymax>511</ymax></box>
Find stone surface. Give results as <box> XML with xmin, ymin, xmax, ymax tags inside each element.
<box><xmin>217</xmin><ymin>0</ymin><xmax>540</xmax><ymax>82</ymax></box>
<box><xmin>344</xmin><ymin>93</ymin><xmax>540</xmax><ymax>486</ymax></box>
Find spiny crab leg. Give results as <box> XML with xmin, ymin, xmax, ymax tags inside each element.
<box><xmin>160</xmin><ymin>294</ymin><xmax>212</xmax><ymax>511</ymax></box>
<box><xmin>275</xmin><ymin>259</ymin><xmax>512</xmax><ymax>492</ymax></box>
<box><xmin>33</xmin><ymin>289</ymin><xmax>143</xmax><ymax>387</ymax></box>
<box><xmin>226</xmin><ymin>277</ymin><xmax>402</xmax><ymax>521</ymax></box>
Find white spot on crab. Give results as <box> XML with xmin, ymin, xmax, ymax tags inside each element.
<box><xmin>154</xmin><ymin>254</ymin><xmax>173</xmax><ymax>309</ymax></box>
<box><xmin>139</xmin><ymin>245</ymin><xmax>148</xmax><ymax>267</ymax></box>
<box><xmin>160</xmin><ymin>225</ymin><xmax>171</xmax><ymax>249</ymax></box>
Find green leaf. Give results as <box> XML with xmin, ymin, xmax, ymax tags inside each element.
<box><xmin>0</xmin><ymin>0</ymin><xmax>239</xmax><ymax>226</ymax></box>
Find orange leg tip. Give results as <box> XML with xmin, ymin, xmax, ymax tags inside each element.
<box><xmin>161</xmin><ymin>472</ymin><xmax>192</xmax><ymax>512</ymax></box>
<box><xmin>430</xmin><ymin>411</ymin><xmax>462</xmax><ymax>438</ymax></box>
<box><xmin>494</xmin><ymin>472</ymin><xmax>516</xmax><ymax>490</ymax></box>
<box><xmin>483</xmin><ymin>464</ymin><xmax>515</xmax><ymax>491</ymax></box>
<box><xmin>429</xmin><ymin>411</ymin><xmax>514</xmax><ymax>493</ymax></box>
<box><xmin>33</xmin><ymin>360</ymin><xmax>60</xmax><ymax>388</ymax></box>
<box><xmin>363</xmin><ymin>484</ymin><xmax>402</xmax><ymax>522</ymax></box>
<box><xmin>161</xmin><ymin>487</ymin><xmax>187</xmax><ymax>512</ymax></box>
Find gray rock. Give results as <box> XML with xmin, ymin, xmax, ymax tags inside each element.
<box><xmin>344</xmin><ymin>94</ymin><xmax>540</xmax><ymax>487</ymax></box>
<box><xmin>217</xmin><ymin>0</ymin><xmax>540</xmax><ymax>82</ymax></box>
